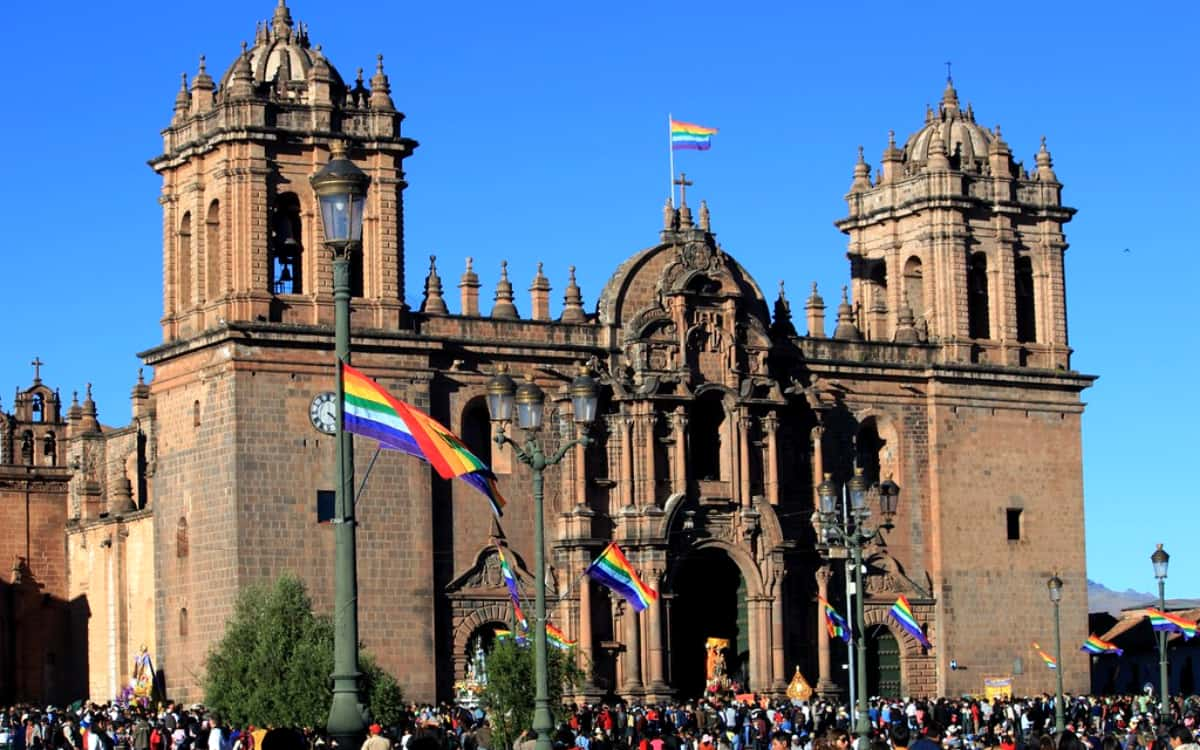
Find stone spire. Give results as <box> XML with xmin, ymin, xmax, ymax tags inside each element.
<box><xmin>805</xmin><ymin>282</ymin><xmax>826</xmax><ymax>338</ymax></box>
<box><xmin>191</xmin><ymin>56</ymin><xmax>215</xmax><ymax>112</ymax></box>
<box><xmin>560</xmin><ymin>266</ymin><xmax>587</xmax><ymax>323</ymax></box>
<box><xmin>940</xmin><ymin>77</ymin><xmax>960</xmax><ymax>116</ymax></box>
<box><xmin>369</xmin><ymin>54</ymin><xmax>395</xmax><ymax>110</ymax></box>
<box><xmin>227</xmin><ymin>42</ymin><xmax>255</xmax><ymax>99</ymax></box>
<box><xmin>459</xmin><ymin>257</ymin><xmax>481</xmax><ymax>316</ymax></box>
<box><xmin>662</xmin><ymin>197</ymin><xmax>677</xmax><ymax>232</ymax></box>
<box><xmin>272</xmin><ymin>0</ymin><xmax>294</xmax><ymax>38</ymax></box>
<box><xmin>1035</xmin><ymin>136</ymin><xmax>1058</xmax><ymax>182</ymax></box>
<box><xmin>529</xmin><ymin>262</ymin><xmax>552</xmax><ymax>321</ymax></box>
<box><xmin>173</xmin><ymin>73</ymin><xmax>190</xmax><ymax>120</ymax></box>
<box><xmin>68</xmin><ymin>391</ymin><xmax>82</xmax><ymax>423</ymax></box>
<box><xmin>925</xmin><ymin>124</ymin><xmax>950</xmax><ymax>172</ymax></box>
<box><xmin>78</xmin><ymin>383</ymin><xmax>100</xmax><ymax>434</ymax></box>
<box><xmin>988</xmin><ymin>124</ymin><xmax>1012</xmax><ymax>178</ymax></box>
<box><xmin>491</xmin><ymin>261</ymin><xmax>519</xmax><ymax>319</ymax></box>
<box><xmin>421</xmin><ymin>255</ymin><xmax>447</xmax><ymax>315</ymax></box>
<box><xmin>111</xmin><ymin>477</ymin><xmax>136</xmax><ymax>514</ymax></box>
<box><xmin>699</xmin><ymin>200</ymin><xmax>711</xmax><ymax>232</ymax></box>
<box><xmin>832</xmin><ymin>287</ymin><xmax>862</xmax><ymax>341</ymax></box>
<box><xmin>893</xmin><ymin>295</ymin><xmax>920</xmax><ymax>344</ymax></box>
<box><xmin>880</xmin><ymin>130</ymin><xmax>903</xmax><ymax>184</ymax></box>
<box><xmin>771</xmin><ymin>281</ymin><xmax>797</xmax><ymax>338</ymax></box>
<box><xmin>850</xmin><ymin>146</ymin><xmax>872</xmax><ymax>193</ymax></box>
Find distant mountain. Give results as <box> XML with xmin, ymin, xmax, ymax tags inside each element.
<box><xmin>1088</xmin><ymin>579</ymin><xmax>1154</xmax><ymax>615</ymax></box>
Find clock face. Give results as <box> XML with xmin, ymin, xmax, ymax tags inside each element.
<box><xmin>309</xmin><ymin>391</ymin><xmax>338</xmax><ymax>435</ymax></box>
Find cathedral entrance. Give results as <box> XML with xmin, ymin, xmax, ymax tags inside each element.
<box><xmin>865</xmin><ymin>625</ymin><xmax>901</xmax><ymax>698</ymax></box>
<box><xmin>668</xmin><ymin>548</ymin><xmax>748</xmax><ymax>697</ymax></box>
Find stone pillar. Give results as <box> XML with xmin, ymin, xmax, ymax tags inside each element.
<box><xmin>815</xmin><ymin>565</ymin><xmax>839</xmax><ymax>698</ymax></box>
<box><xmin>578</xmin><ymin>573</ymin><xmax>596</xmax><ymax>686</ymax></box>
<box><xmin>772</xmin><ymin>573</ymin><xmax>787</xmax><ymax>693</ymax></box>
<box><xmin>642</xmin><ymin>411</ymin><xmax>658</xmax><ymax>507</ymax></box>
<box><xmin>621</xmin><ymin>600</ymin><xmax>643</xmax><ymax>696</ymax></box>
<box><xmin>811</xmin><ymin>424</ymin><xmax>825</xmax><ymax>507</ymax></box>
<box><xmin>738</xmin><ymin>414</ymin><xmax>752</xmax><ymax>506</ymax></box>
<box><xmin>644</xmin><ymin>567</ymin><xmax>669</xmax><ymax>699</ymax></box>
<box><xmin>762</xmin><ymin>412</ymin><xmax>779</xmax><ymax>505</ymax></box>
<box><xmin>620</xmin><ymin>413</ymin><xmax>634</xmax><ymax>509</ymax></box>
<box><xmin>671</xmin><ymin>407</ymin><xmax>688</xmax><ymax>496</ymax></box>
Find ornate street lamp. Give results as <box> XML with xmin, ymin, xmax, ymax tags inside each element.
<box><xmin>813</xmin><ymin>468</ymin><xmax>900</xmax><ymax>750</ymax></box>
<box><xmin>1152</xmin><ymin>543</ymin><xmax>1170</xmax><ymax>712</ymax></box>
<box><xmin>1047</xmin><ymin>573</ymin><xmax>1065</xmax><ymax>734</ymax></box>
<box><xmin>311</xmin><ymin>140</ymin><xmax>371</xmax><ymax>750</ymax></box>
<box><xmin>486</xmin><ymin>364</ymin><xmax>598</xmax><ymax>750</ymax></box>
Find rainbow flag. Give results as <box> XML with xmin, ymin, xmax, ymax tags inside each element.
<box><xmin>341</xmin><ymin>362</ymin><xmax>506</xmax><ymax>515</ymax></box>
<box><xmin>494</xmin><ymin>627</ymin><xmax>528</xmax><ymax>646</ymax></box>
<box><xmin>889</xmin><ymin>595</ymin><xmax>932</xmax><ymax>649</ymax></box>
<box><xmin>546</xmin><ymin>622</ymin><xmax>576</xmax><ymax>651</ymax></box>
<box><xmin>1080</xmin><ymin>634</ymin><xmax>1123</xmax><ymax>655</ymax></box>
<box><xmin>1146</xmin><ymin>609</ymin><xmax>1198</xmax><ymax>639</ymax></box>
<box><xmin>819</xmin><ymin>596</ymin><xmax>851</xmax><ymax>643</ymax></box>
<box><xmin>670</xmin><ymin>119</ymin><xmax>718</xmax><ymax>151</ymax></box>
<box><xmin>496</xmin><ymin>545</ymin><xmax>528</xmax><ymax>630</ymax></box>
<box><xmin>1032</xmin><ymin>642</ymin><xmax>1057</xmax><ymax>669</ymax></box>
<box><xmin>586</xmin><ymin>542</ymin><xmax>657</xmax><ymax>612</ymax></box>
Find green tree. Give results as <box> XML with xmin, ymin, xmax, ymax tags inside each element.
<box><xmin>480</xmin><ymin>639</ymin><xmax>586</xmax><ymax>750</ymax></box>
<box><xmin>203</xmin><ymin>574</ymin><xmax>403</xmax><ymax>728</ymax></box>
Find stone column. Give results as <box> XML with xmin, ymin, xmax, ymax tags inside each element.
<box><xmin>644</xmin><ymin>567</ymin><xmax>669</xmax><ymax>699</ymax></box>
<box><xmin>737</xmin><ymin>411</ymin><xmax>751</xmax><ymax>506</ymax></box>
<box><xmin>772</xmin><ymin>572</ymin><xmax>787</xmax><ymax>693</ymax></box>
<box><xmin>578</xmin><ymin>572</ymin><xmax>596</xmax><ymax>689</ymax></box>
<box><xmin>621</xmin><ymin>599</ymin><xmax>643</xmax><ymax>696</ymax></box>
<box><xmin>620</xmin><ymin>412</ymin><xmax>634</xmax><ymax>509</ymax></box>
<box><xmin>763</xmin><ymin>412</ymin><xmax>779</xmax><ymax>505</ymax></box>
<box><xmin>671</xmin><ymin>407</ymin><xmax>688</xmax><ymax>496</ymax></box>
<box><xmin>642</xmin><ymin>411</ymin><xmax>658</xmax><ymax>507</ymax></box>
<box><xmin>815</xmin><ymin>565</ymin><xmax>839</xmax><ymax>698</ymax></box>
<box><xmin>811</xmin><ymin>424</ymin><xmax>825</xmax><ymax>507</ymax></box>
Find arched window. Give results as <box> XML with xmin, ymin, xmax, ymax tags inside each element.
<box><xmin>176</xmin><ymin>517</ymin><xmax>189</xmax><ymax>559</ymax></box>
<box><xmin>179</xmin><ymin>212</ymin><xmax>193</xmax><ymax>309</ymax></box>
<box><xmin>193</xmin><ymin>400</ymin><xmax>201</xmax><ymax>428</ymax></box>
<box><xmin>967</xmin><ymin>252</ymin><xmax>990</xmax><ymax>339</ymax></box>
<box><xmin>206</xmin><ymin>200</ymin><xmax>221</xmax><ymax>302</ymax></box>
<box><xmin>855</xmin><ymin>418</ymin><xmax>886</xmax><ymax>487</ymax></box>
<box><xmin>31</xmin><ymin>393</ymin><xmax>44</xmax><ymax>422</ymax></box>
<box><xmin>43</xmin><ymin>431</ymin><xmax>56</xmax><ymax>466</ymax></box>
<box><xmin>179</xmin><ymin>608</ymin><xmax>189</xmax><ymax>637</ymax></box>
<box><xmin>688</xmin><ymin>393</ymin><xmax>725</xmax><ymax>481</ymax></box>
<box><xmin>270</xmin><ymin>192</ymin><xmax>303</xmax><ymax>294</ymax></box>
<box><xmin>1015</xmin><ymin>255</ymin><xmax>1036</xmax><ymax>343</ymax></box>
<box><xmin>460</xmin><ymin>398</ymin><xmax>492</xmax><ymax>468</ymax></box>
<box><xmin>903</xmin><ymin>256</ymin><xmax>924</xmax><ymax>321</ymax></box>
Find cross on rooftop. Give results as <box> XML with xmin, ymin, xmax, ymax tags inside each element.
<box><xmin>31</xmin><ymin>357</ymin><xmax>43</xmax><ymax>383</ymax></box>
<box><xmin>674</xmin><ymin>173</ymin><xmax>694</xmax><ymax>207</ymax></box>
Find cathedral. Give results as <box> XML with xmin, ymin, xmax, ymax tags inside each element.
<box><xmin>0</xmin><ymin>1</ymin><xmax>1094</xmax><ymax>706</ymax></box>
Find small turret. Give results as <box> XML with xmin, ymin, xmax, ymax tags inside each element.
<box><xmin>699</xmin><ymin>200</ymin><xmax>711</xmax><ymax>232</ymax></box>
<box><xmin>78</xmin><ymin>383</ymin><xmax>100</xmax><ymax>435</ymax></box>
<box><xmin>805</xmin><ymin>282</ymin><xmax>826</xmax><ymax>338</ymax></box>
<box><xmin>1035</xmin><ymin>136</ymin><xmax>1058</xmax><ymax>183</ymax></box>
<box><xmin>491</xmin><ymin>261</ymin><xmax>519</xmax><ymax>319</ymax></box>
<box><xmin>988</xmin><ymin>125</ymin><xmax>1012</xmax><ymax>178</ymax></box>
<box><xmin>893</xmin><ymin>296</ymin><xmax>920</xmax><ymax>344</ymax></box>
<box><xmin>459</xmin><ymin>257</ymin><xmax>481</xmax><ymax>316</ymax></box>
<box><xmin>529</xmin><ymin>262</ymin><xmax>551</xmax><ymax>321</ymax></box>
<box><xmin>191</xmin><ymin>56</ymin><xmax>215</xmax><ymax>112</ymax></box>
<box><xmin>369</xmin><ymin>54</ymin><xmax>394</xmax><ymax>111</ymax></box>
<box><xmin>850</xmin><ymin>146</ymin><xmax>872</xmax><ymax>193</ymax></box>
<box><xmin>173</xmin><ymin>73</ymin><xmax>190</xmax><ymax>121</ymax></box>
<box><xmin>421</xmin><ymin>255</ymin><xmax>447</xmax><ymax>315</ymax></box>
<box><xmin>832</xmin><ymin>287</ymin><xmax>862</xmax><ymax>341</ymax></box>
<box><xmin>925</xmin><ymin>124</ymin><xmax>950</xmax><ymax>172</ymax></box>
<box><xmin>771</xmin><ymin>281</ymin><xmax>797</xmax><ymax>338</ymax></box>
<box><xmin>227</xmin><ymin>42</ymin><xmax>255</xmax><ymax>99</ymax></box>
<box><xmin>880</xmin><ymin>130</ymin><xmax>903</xmax><ymax>184</ymax></box>
<box><xmin>560</xmin><ymin>266</ymin><xmax>587</xmax><ymax>324</ymax></box>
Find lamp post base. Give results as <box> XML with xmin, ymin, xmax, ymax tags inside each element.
<box><xmin>328</xmin><ymin>681</ymin><xmax>366</xmax><ymax>750</ymax></box>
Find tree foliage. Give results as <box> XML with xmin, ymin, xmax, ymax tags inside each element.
<box><xmin>481</xmin><ymin>639</ymin><xmax>586</xmax><ymax>750</ymax></box>
<box><xmin>203</xmin><ymin>574</ymin><xmax>403</xmax><ymax>728</ymax></box>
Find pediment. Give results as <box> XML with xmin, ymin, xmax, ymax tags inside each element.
<box><xmin>445</xmin><ymin>544</ymin><xmax>534</xmax><ymax>597</ymax></box>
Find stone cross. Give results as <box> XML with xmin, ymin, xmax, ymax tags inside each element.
<box><xmin>673</xmin><ymin>173</ymin><xmax>693</xmax><ymax>207</ymax></box>
<box><xmin>31</xmin><ymin>357</ymin><xmax>44</xmax><ymax>383</ymax></box>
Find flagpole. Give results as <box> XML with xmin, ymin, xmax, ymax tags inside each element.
<box><xmin>668</xmin><ymin>113</ymin><xmax>675</xmax><ymax>206</ymax></box>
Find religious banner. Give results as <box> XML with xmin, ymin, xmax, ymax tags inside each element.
<box><xmin>983</xmin><ymin>676</ymin><xmax>1013</xmax><ymax>700</ymax></box>
<box><xmin>131</xmin><ymin>646</ymin><xmax>155</xmax><ymax>699</ymax></box>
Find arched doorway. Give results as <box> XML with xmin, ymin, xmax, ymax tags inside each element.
<box><xmin>668</xmin><ymin>548</ymin><xmax>748</xmax><ymax>697</ymax></box>
<box><xmin>866</xmin><ymin>625</ymin><xmax>902</xmax><ymax>698</ymax></box>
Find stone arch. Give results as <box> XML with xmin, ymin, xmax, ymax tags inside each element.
<box><xmin>861</xmin><ymin>606</ymin><xmax>923</xmax><ymax>657</ymax></box>
<box><xmin>270</xmin><ymin>191</ymin><xmax>304</xmax><ymax>295</ymax></box>
<box><xmin>853</xmin><ymin>411</ymin><xmax>901</xmax><ymax>487</ymax></box>
<box><xmin>458</xmin><ymin>394</ymin><xmax>492</xmax><ymax>468</ymax></box>
<box><xmin>452</xmin><ymin>601</ymin><xmax>515</xmax><ymax>679</ymax></box>
<box><xmin>861</xmin><ymin>605</ymin><xmax>936</xmax><ymax>696</ymax></box>
<box><xmin>205</xmin><ymin>199</ymin><xmax>222</xmax><ymax>303</ymax></box>
<box><xmin>678</xmin><ymin>538</ymin><xmax>765</xmax><ymax>598</ymax></box>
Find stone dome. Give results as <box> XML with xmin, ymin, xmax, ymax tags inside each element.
<box><xmin>902</xmin><ymin>80</ymin><xmax>993</xmax><ymax>173</ymax></box>
<box><xmin>218</xmin><ymin>0</ymin><xmax>345</xmax><ymax>93</ymax></box>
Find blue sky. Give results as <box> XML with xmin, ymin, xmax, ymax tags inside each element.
<box><xmin>0</xmin><ymin>1</ymin><xmax>1195</xmax><ymax>596</ymax></box>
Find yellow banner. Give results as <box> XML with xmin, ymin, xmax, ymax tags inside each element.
<box><xmin>983</xmin><ymin>676</ymin><xmax>1013</xmax><ymax>700</ymax></box>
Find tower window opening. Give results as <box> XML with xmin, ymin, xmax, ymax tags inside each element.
<box><xmin>206</xmin><ymin>200</ymin><xmax>221</xmax><ymax>302</ymax></box>
<box><xmin>688</xmin><ymin>395</ymin><xmax>725</xmax><ymax>481</ymax></box>
<box><xmin>1015</xmin><ymin>255</ymin><xmax>1036</xmax><ymax>343</ymax></box>
<box><xmin>270</xmin><ymin>192</ymin><xmax>304</xmax><ymax>295</ymax></box>
<box><xmin>179</xmin><ymin>212</ymin><xmax>193</xmax><ymax>309</ymax></box>
<box><xmin>1006</xmin><ymin>508</ymin><xmax>1022</xmax><ymax>541</ymax></box>
<box><xmin>903</xmin><ymin>256</ymin><xmax>924</xmax><ymax>322</ymax></box>
<box><xmin>967</xmin><ymin>252</ymin><xmax>990</xmax><ymax>339</ymax></box>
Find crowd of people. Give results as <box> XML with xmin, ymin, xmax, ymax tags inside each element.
<box><xmin>2</xmin><ymin>694</ymin><xmax>1198</xmax><ymax>750</ymax></box>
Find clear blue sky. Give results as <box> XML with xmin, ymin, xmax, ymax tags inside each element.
<box><xmin>0</xmin><ymin>1</ymin><xmax>1195</xmax><ymax>597</ymax></box>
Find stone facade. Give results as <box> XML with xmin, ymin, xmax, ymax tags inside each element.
<box><xmin>1</xmin><ymin>1</ymin><xmax>1094</xmax><ymax>706</ymax></box>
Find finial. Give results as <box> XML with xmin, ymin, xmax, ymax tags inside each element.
<box><xmin>945</xmin><ymin>60</ymin><xmax>953</xmax><ymax>83</ymax></box>
<box><xmin>357</xmin><ymin>67</ymin><xmax>364</xmax><ymax>84</ymax></box>
<box><xmin>198</xmin><ymin>55</ymin><xmax>206</xmax><ymax>75</ymax></box>
<box><xmin>421</xmin><ymin>255</ymin><xmax>447</xmax><ymax>315</ymax></box>
<box><xmin>851</xmin><ymin>146</ymin><xmax>872</xmax><ymax>192</ymax></box>
<box><xmin>491</xmin><ymin>260</ymin><xmax>518</xmax><ymax>319</ymax></box>
<box><xmin>995</xmin><ymin>124</ymin><xmax>1002</xmax><ymax>138</ymax></box>
<box><xmin>500</xmin><ymin>259</ymin><xmax>509</xmax><ymax>279</ymax></box>
<box><xmin>699</xmin><ymin>199</ymin><xmax>711</xmax><ymax>232</ymax></box>
<box><xmin>1040</xmin><ymin>135</ymin><xmax>1047</xmax><ymax>151</ymax></box>
<box><xmin>241</xmin><ymin>40</ymin><xmax>248</xmax><ymax>55</ymax></box>
<box><xmin>137</xmin><ymin>368</ymin><xmax>145</xmax><ymax>385</ymax></box>
<box><xmin>833</xmin><ymin>287</ymin><xmax>862</xmax><ymax>341</ymax></box>
<box><xmin>771</xmin><ymin>280</ymin><xmax>796</xmax><ymax>337</ymax></box>
<box><xmin>377</xmin><ymin>53</ymin><xmax>385</xmax><ymax>72</ymax></box>
<box><xmin>71</xmin><ymin>391</ymin><xmax>79</xmax><ymax>407</ymax></box>
<box><xmin>369</xmin><ymin>54</ymin><xmax>394</xmax><ymax>109</ymax></box>
<box><xmin>86</xmin><ymin>383</ymin><xmax>93</xmax><ymax>400</ymax></box>
<box><xmin>779</xmin><ymin>280</ymin><xmax>787</xmax><ymax>299</ymax></box>
<box><xmin>888</xmin><ymin>129</ymin><xmax>896</xmax><ymax>147</ymax></box>
<box><xmin>841</xmin><ymin>286</ymin><xmax>849</xmax><ymax>304</ymax></box>
<box><xmin>662</xmin><ymin>196</ymin><xmax>677</xmax><ymax>231</ymax></box>
<box><xmin>561</xmin><ymin>265</ymin><xmax>586</xmax><ymax>323</ymax></box>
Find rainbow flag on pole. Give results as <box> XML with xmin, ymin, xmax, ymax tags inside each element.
<box><xmin>1032</xmin><ymin>642</ymin><xmax>1057</xmax><ymax>669</ymax></box>
<box><xmin>819</xmin><ymin>596</ymin><xmax>851</xmax><ymax>643</ymax></box>
<box><xmin>341</xmin><ymin>362</ymin><xmax>506</xmax><ymax>515</ymax></box>
<box><xmin>1080</xmin><ymin>634</ymin><xmax>1123</xmax><ymax>655</ymax></box>
<box><xmin>670</xmin><ymin>119</ymin><xmax>718</xmax><ymax>151</ymax></box>
<box><xmin>889</xmin><ymin>595</ymin><xmax>932</xmax><ymax>648</ymax></box>
<box><xmin>496</xmin><ymin>545</ymin><xmax>528</xmax><ymax>630</ymax></box>
<box><xmin>546</xmin><ymin>622</ymin><xmax>576</xmax><ymax>651</ymax></box>
<box><xmin>1146</xmin><ymin>609</ymin><xmax>1198</xmax><ymax>639</ymax></box>
<box><xmin>586</xmin><ymin>543</ymin><xmax>657</xmax><ymax>612</ymax></box>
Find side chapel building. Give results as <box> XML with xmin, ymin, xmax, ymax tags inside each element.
<box><xmin>0</xmin><ymin>1</ymin><xmax>1094</xmax><ymax>705</ymax></box>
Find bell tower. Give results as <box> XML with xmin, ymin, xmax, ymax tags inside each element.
<box><xmin>835</xmin><ymin>78</ymin><xmax>1074</xmax><ymax>368</ymax></box>
<box><xmin>150</xmin><ymin>0</ymin><xmax>417</xmax><ymax>341</ymax></box>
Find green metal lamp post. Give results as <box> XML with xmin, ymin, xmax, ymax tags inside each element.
<box><xmin>815</xmin><ymin>468</ymin><xmax>900</xmax><ymax>750</ymax></box>
<box><xmin>1047</xmin><ymin>573</ymin><xmax>1065</xmax><ymax>734</ymax></box>
<box><xmin>311</xmin><ymin>140</ymin><xmax>371</xmax><ymax>750</ymax></box>
<box><xmin>1152</xmin><ymin>543</ymin><xmax>1170</xmax><ymax>714</ymax></box>
<box><xmin>487</xmin><ymin>364</ymin><xmax>598</xmax><ymax>750</ymax></box>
